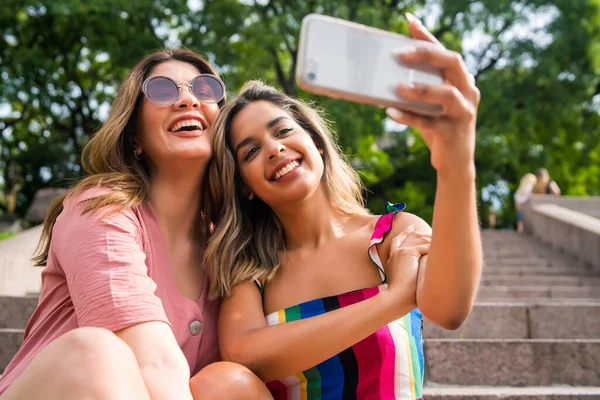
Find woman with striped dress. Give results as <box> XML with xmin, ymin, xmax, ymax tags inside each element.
<box><xmin>204</xmin><ymin>14</ymin><xmax>482</xmax><ymax>400</ymax></box>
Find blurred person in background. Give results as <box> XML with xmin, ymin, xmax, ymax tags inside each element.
<box><xmin>514</xmin><ymin>172</ymin><xmax>537</xmax><ymax>233</ymax></box>
<box><xmin>532</xmin><ymin>168</ymin><xmax>561</xmax><ymax>196</ymax></box>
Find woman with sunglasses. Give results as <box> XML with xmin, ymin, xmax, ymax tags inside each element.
<box><xmin>0</xmin><ymin>49</ymin><xmax>272</xmax><ymax>400</ymax></box>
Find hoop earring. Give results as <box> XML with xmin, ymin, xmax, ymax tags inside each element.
<box><xmin>134</xmin><ymin>150</ymin><xmax>142</xmax><ymax>160</ymax></box>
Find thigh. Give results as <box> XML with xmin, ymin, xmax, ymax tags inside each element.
<box><xmin>190</xmin><ymin>361</ymin><xmax>272</xmax><ymax>400</ymax></box>
<box><xmin>1</xmin><ymin>327</ymin><xmax>150</xmax><ymax>400</ymax></box>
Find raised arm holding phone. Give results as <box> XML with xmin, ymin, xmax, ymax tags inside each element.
<box><xmin>205</xmin><ymin>12</ymin><xmax>482</xmax><ymax>400</ymax></box>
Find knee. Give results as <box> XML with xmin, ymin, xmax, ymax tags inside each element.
<box><xmin>3</xmin><ymin>328</ymin><xmax>146</xmax><ymax>400</ymax></box>
<box><xmin>190</xmin><ymin>361</ymin><xmax>272</xmax><ymax>400</ymax></box>
<box><xmin>53</xmin><ymin>327</ymin><xmax>138</xmax><ymax>374</ymax></box>
<box><xmin>58</xmin><ymin>327</ymin><xmax>134</xmax><ymax>359</ymax></box>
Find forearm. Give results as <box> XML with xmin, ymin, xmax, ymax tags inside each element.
<box><xmin>222</xmin><ymin>290</ymin><xmax>409</xmax><ymax>382</ymax></box>
<box><xmin>116</xmin><ymin>322</ymin><xmax>194</xmax><ymax>400</ymax></box>
<box><xmin>418</xmin><ymin>166</ymin><xmax>482</xmax><ymax>328</ymax></box>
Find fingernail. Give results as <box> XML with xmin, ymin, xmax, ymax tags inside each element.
<box><xmin>397</xmin><ymin>82</ymin><xmax>416</xmax><ymax>90</ymax></box>
<box><xmin>391</xmin><ymin>47</ymin><xmax>417</xmax><ymax>59</ymax></box>
<box><xmin>386</xmin><ymin>108</ymin><xmax>403</xmax><ymax>120</ymax></box>
<box><xmin>405</xmin><ymin>12</ymin><xmax>422</xmax><ymax>25</ymax></box>
<box><xmin>405</xmin><ymin>224</ymin><xmax>416</xmax><ymax>233</ymax></box>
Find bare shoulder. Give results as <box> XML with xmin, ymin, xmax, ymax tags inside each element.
<box><xmin>376</xmin><ymin>211</ymin><xmax>431</xmax><ymax>265</ymax></box>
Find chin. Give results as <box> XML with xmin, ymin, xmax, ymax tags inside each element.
<box><xmin>273</xmin><ymin>180</ymin><xmax>319</xmax><ymax>204</ymax></box>
<box><xmin>172</xmin><ymin>147</ymin><xmax>213</xmax><ymax>161</ymax></box>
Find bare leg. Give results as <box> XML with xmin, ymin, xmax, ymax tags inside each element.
<box><xmin>1</xmin><ymin>327</ymin><xmax>150</xmax><ymax>400</ymax></box>
<box><xmin>190</xmin><ymin>361</ymin><xmax>273</xmax><ymax>400</ymax></box>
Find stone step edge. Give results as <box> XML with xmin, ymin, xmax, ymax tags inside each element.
<box><xmin>477</xmin><ymin>298</ymin><xmax>600</xmax><ymax>303</ymax></box>
<box><xmin>425</xmin><ymin>338</ymin><xmax>600</xmax><ymax>344</ymax></box>
<box><xmin>0</xmin><ymin>329</ymin><xmax>24</xmax><ymax>333</ymax></box>
<box><xmin>423</xmin><ymin>385</ymin><xmax>600</xmax><ymax>395</ymax></box>
<box><xmin>472</xmin><ymin>301</ymin><xmax>600</xmax><ymax>305</ymax></box>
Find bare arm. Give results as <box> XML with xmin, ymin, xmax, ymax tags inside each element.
<box><xmin>424</xmin><ymin>173</ymin><xmax>481</xmax><ymax>329</ymax></box>
<box><xmin>116</xmin><ymin>322</ymin><xmax>194</xmax><ymax>400</ymax></box>
<box><xmin>379</xmin><ymin>204</ymin><xmax>480</xmax><ymax>330</ymax></box>
<box><xmin>219</xmin><ymin>227</ymin><xmax>427</xmax><ymax>382</ymax></box>
<box><xmin>549</xmin><ymin>181</ymin><xmax>561</xmax><ymax>196</ymax></box>
<box><xmin>384</xmin><ymin>14</ymin><xmax>483</xmax><ymax>329</ymax></box>
<box><xmin>219</xmin><ymin>281</ymin><xmax>406</xmax><ymax>382</ymax></box>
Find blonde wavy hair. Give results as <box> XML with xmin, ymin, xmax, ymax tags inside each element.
<box><xmin>516</xmin><ymin>173</ymin><xmax>537</xmax><ymax>198</ymax></box>
<box><xmin>33</xmin><ymin>49</ymin><xmax>224</xmax><ymax>266</ymax></box>
<box><xmin>205</xmin><ymin>81</ymin><xmax>369</xmax><ymax>299</ymax></box>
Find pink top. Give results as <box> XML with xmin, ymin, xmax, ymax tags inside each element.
<box><xmin>0</xmin><ymin>188</ymin><xmax>220</xmax><ymax>394</ymax></box>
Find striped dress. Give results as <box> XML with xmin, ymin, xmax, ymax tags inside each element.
<box><xmin>261</xmin><ymin>202</ymin><xmax>424</xmax><ymax>399</ymax></box>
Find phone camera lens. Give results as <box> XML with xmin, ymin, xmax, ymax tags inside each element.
<box><xmin>307</xmin><ymin>72</ymin><xmax>316</xmax><ymax>81</ymax></box>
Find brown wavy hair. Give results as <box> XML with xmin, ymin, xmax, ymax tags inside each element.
<box><xmin>33</xmin><ymin>49</ymin><xmax>224</xmax><ymax>266</ymax></box>
<box><xmin>204</xmin><ymin>81</ymin><xmax>368</xmax><ymax>299</ymax></box>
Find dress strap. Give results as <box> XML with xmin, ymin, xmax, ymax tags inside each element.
<box><xmin>368</xmin><ymin>202</ymin><xmax>406</xmax><ymax>284</ymax></box>
<box><xmin>253</xmin><ymin>278</ymin><xmax>264</xmax><ymax>294</ymax></box>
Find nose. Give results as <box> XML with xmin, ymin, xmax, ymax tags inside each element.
<box><xmin>173</xmin><ymin>84</ymin><xmax>199</xmax><ymax>109</ymax></box>
<box><xmin>267</xmin><ymin>139</ymin><xmax>286</xmax><ymax>160</ymax></box>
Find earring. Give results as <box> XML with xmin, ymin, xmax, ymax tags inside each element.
<box><xmin>134</xmin><ymin>150</ymin><xmax>142</xmax><ymax>160</ymax></box>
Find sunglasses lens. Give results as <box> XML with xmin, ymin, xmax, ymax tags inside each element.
<box><xmin>145</xmin><ymin>77</ymin><xmax>179</xmax><ymax>106</ymax></box>
<box><xmin>192</xmin><ymin>75</ymin><xmax>225</xmax><ymax>103</ymax></box>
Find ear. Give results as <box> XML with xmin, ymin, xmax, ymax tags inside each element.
<box><xmin>242</xmin><ymin>185</ymin><xmax>254</xmax><ymax>200</ymax></box>
<box><xmin>132</xmin><ymin>138</ymin><xmax>142</xmax><ymax>156</ymax></box>
<box><xmin>318</xmin><ymin>147</ymin><xmax>324</xmax><ymax>155</ymax></box>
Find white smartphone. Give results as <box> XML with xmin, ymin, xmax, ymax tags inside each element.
<box><xmin>296</xmin><ymin>14</ymin><xmax>444</xmax><ymax>116</ymax></box>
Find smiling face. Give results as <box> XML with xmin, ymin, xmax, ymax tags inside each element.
<box><xmin>228</xmin><ymin>100</ymin><xmax>324</xmax><ymax>207</ymax></box>
<box><xmin>136</xmin><ymin>60</ymin><xmax>220</xmax><ymax>168</ymax></box>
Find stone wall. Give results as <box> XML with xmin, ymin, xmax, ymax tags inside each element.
<box><xmin>521</xmin><ymin>196</ymin><xmax>600</xmax><ymax>272</ymax></box>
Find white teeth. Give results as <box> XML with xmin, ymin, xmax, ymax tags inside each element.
<box><xmin>169</xmin><ymin>119</ymin><xmax>204</xmax><ymax>132</ymax></box>
<box><xmin>273</xmin><ymin>160</ymin><xmax>300</xmax><ymax>180</ymax></box>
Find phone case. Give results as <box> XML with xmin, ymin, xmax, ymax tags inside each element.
<box><xmin>296</xmin><ymin>14</ymin><xmax>444</xmax><ymax>116</ymax></box>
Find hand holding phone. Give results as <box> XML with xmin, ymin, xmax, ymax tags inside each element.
<box><xmin>297</xmin><ymin>13</ymin><xmax>481</xmax><ymax>178</ymax></box>
<box><xmin>296</xmin><ymin>14</ymin><xmax>445</xmax><ymax>116</ymax></box>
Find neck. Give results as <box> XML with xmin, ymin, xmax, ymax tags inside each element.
<box><xmin>148</xmin><ymin>161</ymin><xmax>206</xmax><ymax>242</ymax></box>
<box><xmin>271</xmin><ymin>186</ymin><xmax>348</xmax><ymax>250</ymax></box>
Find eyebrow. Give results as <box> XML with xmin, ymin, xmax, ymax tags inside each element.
<box><xmin>267</xmin><ymin>116</ymin><xmax>290</xmax><ymax>129</ymax></box>
<box><xmin>235</xmin><ymin>137</ymin><xmax>255</xmax><ymax>156</ymax></box>
<box><xmin>234</xmin><ymin>116</ymin><xmax>292</xmax><ymax>156</ymax></box>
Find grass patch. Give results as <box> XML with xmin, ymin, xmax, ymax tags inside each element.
<box><xmin>0</xmin><ymin>231</ymin><xmax>16</xmax><ymax>241</ymax></box>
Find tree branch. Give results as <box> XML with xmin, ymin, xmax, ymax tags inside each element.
<box><xmin>473</xmin><ymin>19</ymin><xmax>514</xmax><ymax>79</ymax></box>
<box><xmin>269</xmin><ymin>46</ymin><xmax>294</xmax><ymax>95</ymax></box>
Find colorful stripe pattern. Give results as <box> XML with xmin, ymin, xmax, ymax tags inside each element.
<box><xmin>264</xmin><ymin>202</ymin><xmax>424</xmax><ymax>399</ymax></box>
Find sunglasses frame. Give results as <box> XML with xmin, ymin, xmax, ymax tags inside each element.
<box><xmin>141</xmin><ymin>74</ymin><xmax>225</xmax><ymax>106</ymax></box>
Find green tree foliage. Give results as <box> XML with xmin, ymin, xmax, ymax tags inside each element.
<box><xmin>1</xmin><ymin>0</ymin><xmax>599</xmax><ymax>227</ymax></box>
<box><xmin>0</xmin><ymin>0</ymin><xmax>181</xmax><ymax>215</ymax></box>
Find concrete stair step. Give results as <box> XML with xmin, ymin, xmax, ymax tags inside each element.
<box><xmin>483</xmin><ymin>261</ymin><xmax>590</xmax><ymax>270</ymax></box>
<box><xmin>476</xmin><ymin>286</ymin><xmax>600</xmax><ymax>299</ymax></box>
<box><xmin>481</xmin><ymin>276</ymin><xmax>600</xmax><ymax>287</ymax></box>
<box><xmin>483</xmin><ymin>242</ymin><xmax>546</xmax><ymax>248</ymax></box>
<box><xmin>423</xmin><ymin>385</ymin><xmax>600</xmax><ymax>399</ymax></box>
<box><xmin>485</xmin><ymin>253</ymin><xmax>557</xmax><ymax>260</ymax></box>
<box><xmin>0</xmin><ymin>329</ymin><xmax>23</xmax><ymax>374</ymax></box>
<box><xmin>425</xmin><ymin>302</ymin><xmax>600</xmax><ymax>339</ymax></box>
<box><xmin>424</xmin><ymin>339</ymin><xmax>600</xmax><ymax>386</ymax></box>
<box><xmin>483</xmin><ymin>266</ymin><xmax>597</xmax><ymax>277</ymax></box>
<box><xmin>479</xmin><ymin>298</ymin><xmax>600</xmax><ymax>304</ymax></box>
<box><xmin>484</xmin><ymin>259</ymin><xmax>552</xmax><ymax>267</ymax></box>
<box><xmin>0</xmin><ymin>296</ymin><xmax>38</xmax><ymax>329</ymax></box>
